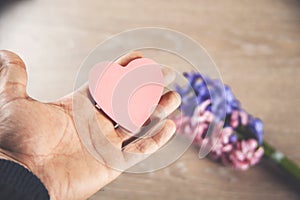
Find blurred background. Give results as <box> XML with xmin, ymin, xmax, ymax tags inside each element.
<box><xmin>0</xmin><ymin>0</ymin><xmax>300</xmax><ymax>199</ymax></box>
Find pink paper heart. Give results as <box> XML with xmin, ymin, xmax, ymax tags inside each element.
<box><xmin>88</xmin><ymin>58</ymin><xmax>164</xmax><ymax>133</ymax></box>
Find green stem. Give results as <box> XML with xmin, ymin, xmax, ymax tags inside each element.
<box><xmin>262</xmin><ymin>141</ymin><xmax>300</xmax><ymax>182</ymax></box>
<box><xmin>235</xmin><ymin>125</ymin><xmax>300</xmax><ymax>181</ymax></box>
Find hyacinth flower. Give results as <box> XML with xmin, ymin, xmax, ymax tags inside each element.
<box><xmin>173</xmin><ymin>71</ymin><xmax>300</xmax><ymax>180</ymax></box>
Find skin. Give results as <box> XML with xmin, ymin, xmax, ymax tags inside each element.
<box><xmin>0</xmin><ymin>50</ymin><xmax>181</xmax><ymax>200</ymax></box>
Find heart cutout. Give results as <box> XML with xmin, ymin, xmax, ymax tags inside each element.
<box><xmin>88</xmin><ymin>58</ymin><xmax>164</xmax><ymax>133</ymax></box>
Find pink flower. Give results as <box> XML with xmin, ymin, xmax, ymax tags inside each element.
<box><xmin>173</xmin><ymin>100</ymin><xmax>213</xmax><ymax>145</ymax></box>
<box><xmin>230</xmin><ymin>110</ymin><xmax>248</xmax><ymax>128</ymax></box>
<box><xmin>229</xmin><ymin>139</ymin><xmax>264</xmax><ymax>170</ymax></box>
<box><xmin>209</xmin><ymin>127</ymin><xmax>234</xmax><ymax>159</ymax></box>
<box><xmin>172</xmin><ymin>100</ymin><xmax>264</xmax><ymax>170</ymax></box>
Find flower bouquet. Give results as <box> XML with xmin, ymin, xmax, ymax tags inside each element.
<box><xmin>172</xmin><ymin>72</ymin><xmax>300</xmax><ymax>181</ymax></box>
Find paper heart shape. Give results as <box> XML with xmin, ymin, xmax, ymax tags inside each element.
<box><xmin>88</xmin><ymin>58</ymin><xmax>164</xmax><ymax>133</ymax></box>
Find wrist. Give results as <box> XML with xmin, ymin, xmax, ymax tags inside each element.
<box><xmin>0</xmin><ymin>150</ymin><xmax>30</xmax><ymax>170</ymax></box>
<box><xmin>0</xmin><ymin>150</ymin><xmax>56</xmax><ymax>199</ymax></box>
<box><xmin>0</xmin><ymin>158</ymin><xmax>50</xmax><ymax>200</ymax></box>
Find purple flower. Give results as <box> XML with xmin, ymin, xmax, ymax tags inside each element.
<box><xmin>228</xmin><ymin>139</ymin><xmax>264</xmax><ymax>170</ymax></box>
<box><xmin>208</xmin><ymin>127</ymin><xmax>235</xmax><ymax>160</ymax></box>
<box><xmin>172</xmin><ymin>100</ymin><xmax>213</xmax><ymax>145</ymax></box>
<box><xmin>173</xmin><ymin>71</ymin><xmax>265</xmax><ymax>170</ymax></box>
<box><xmin>247</xmin><ymin>118</ymin><xmax>264</xmax><ymax>145</ymax></box>
<box><xmin>176</xmin><ymin>72</ymin><xmax>227</xmax><ymax>121</ymax></box>
<box><xmin>229</xmin><ymin>134</ymin><xmax>238</xmax><ymax>143</ymax></box>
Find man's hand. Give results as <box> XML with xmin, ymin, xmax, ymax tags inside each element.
<box><xmin>0</xmin><ymin>50</ymin><xmax>181</xmax><ymax>200</ymax></box>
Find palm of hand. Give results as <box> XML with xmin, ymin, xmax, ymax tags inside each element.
<box><xmin>0</xmin><ymin>50</ymin><xmax>180</xmax><ymax>200</ymax></box>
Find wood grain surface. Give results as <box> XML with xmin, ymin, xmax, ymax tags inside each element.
<box><xmin>1</xmin><ymin>0</ymin><xmax>300</xmax><ymax>199</ymax></box>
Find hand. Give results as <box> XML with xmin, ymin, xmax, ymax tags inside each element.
<box><xmin>0</xmin><ymin>50</ymin><xmax>181</xmax><ymax>200</ymax></box>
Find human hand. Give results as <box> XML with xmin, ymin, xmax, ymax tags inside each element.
<box><xmin>0</xmin><ymin>50</ymin><xmax>181</xmax><ymax>200</ymax></box>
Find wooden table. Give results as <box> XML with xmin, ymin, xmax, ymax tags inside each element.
<box><xmin>1</xmin><ymin>0</ymin><xmax>299</xmax><ymax>199</ymax></box>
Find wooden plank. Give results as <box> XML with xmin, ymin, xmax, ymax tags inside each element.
<box><xmin>0</xmin><ymin>0</ymin><xmax>299</xmax><ymax>199</ymax></box>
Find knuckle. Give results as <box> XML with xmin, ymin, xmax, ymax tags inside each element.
<box><xmin>136</xmin><ymin>141</ymin><xmax>147</xmax><ymax>153</ymax></box>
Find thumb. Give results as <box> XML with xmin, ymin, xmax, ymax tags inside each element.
<box><xmin>0</xmin><ymin>50</ymin><xmax>28</xmax><ymax>99</ymax></box>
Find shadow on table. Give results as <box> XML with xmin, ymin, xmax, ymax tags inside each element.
<box><xmin>190</xmin><ymin>144</ymin><xmax>300</xmax><ymax>197</ymax></box>
<box><xmin>0</xmin><ymin>0</ymin><xmax>29</xmax><ymax>16</ymax></box>
<box><xmin>261</xmin><ymin>159</ymin><xmax>300</xmax><ymax>196</ymax></box>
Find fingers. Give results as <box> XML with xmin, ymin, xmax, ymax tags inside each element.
<box><xmin>70</xmin><ymin>84</ymin><xmax>132</xmax><ymax>147</ymax></box>
<box><xmin>97</xmin><ymin>119</ymin><xmax>176</xmax><ymax>171</ymax></box>
<box><xmin>76</xmin><ymin>51</ymin><xmax>175</xmax><ymax>98</ymax></box>
<box><xmin>0</xmin><ymin>50</ymin><xmax>28</xmax><ymax>98</ymax></box>
<box><xmin>116</xmin><ymin>51</ymin><xmax>143</xmax><ymax>66</ymax></box>
<box><xmin>118</xmin><ymin>91</ymin><xmax>181</xmax><ymax>146</ymax></box>
<box><xmin>74</xmin><ymin>84</ymin><xmax>181</xmax><ymax>149</ymax></box>
<box><xmin>116</xmin><ymin>52</ymin><xmax>175</xmax><ymax>86</ymax></box>
<box><xmin>151</xmin><ymin>91</ymin><xmax>181</xmax><ymax>120</ymax></box>
<box><xmin>123</xmin><ymin>119</ymin><xmax>176</xmax><ymax>154</ymax></box>
<box><xmin>71</xmin><ymin>52</ymin><xmax>180</xmax><ymax>148</ymax></box>
<box><xmin>162</xmin><ymin>66</ymin><xmax>176</xmax><ymax>86</ymax></box>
